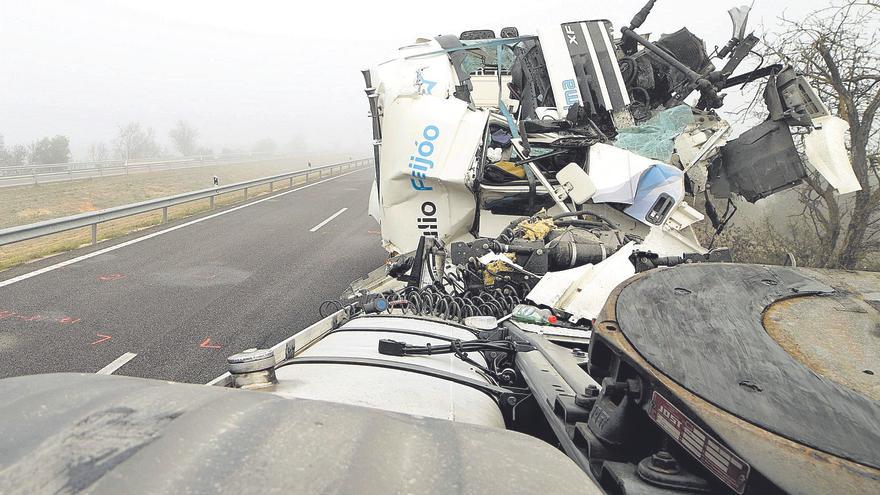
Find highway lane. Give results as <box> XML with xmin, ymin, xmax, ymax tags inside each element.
<box><xmin>0</xmin><ymin>167</ymin><xmax>387</xmax><ymax>383</ymax></box>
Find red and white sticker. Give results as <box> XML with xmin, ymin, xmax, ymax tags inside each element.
<box><xmin>649</xmin><ymin>391</ymin><xmax>750</xmax><ymax>494</ymax></box>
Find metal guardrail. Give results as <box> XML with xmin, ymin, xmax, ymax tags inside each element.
<box><xmin>0</xmin><ymin>158</ymin><xmax>372</xmax><ymax>247</ymax></box>
<box><xmin>0</xmin><ymin>153</ymin><xmax>296</xmax><ymax>188</ymax></box>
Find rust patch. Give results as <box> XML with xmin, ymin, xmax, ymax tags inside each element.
<box><xmin>763</xmin><ymin>295</ymin><xmax>880</xmax><ymax>401</ymax></box>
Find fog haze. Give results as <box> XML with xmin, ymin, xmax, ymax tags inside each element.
<box><xmin>1</xmin><ymin>0</ymin><xmax>832</xmax><ymax>160</ymax></box>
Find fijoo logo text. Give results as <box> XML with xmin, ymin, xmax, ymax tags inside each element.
<box><xmin>409</xmin><ymin>125</ymin><xmax>439</xmax><ymax>191</ymax></box>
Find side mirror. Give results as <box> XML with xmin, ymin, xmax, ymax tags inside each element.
<box><xmin>556</xmin><ymin>163</ymin><xmax>597</xmax><ymax>205</ymax></box>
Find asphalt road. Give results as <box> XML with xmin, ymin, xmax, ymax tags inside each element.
<box><xmin>0</xmin><ymin>167</ymin><xmax>387</xmax><ymax>383</ymax></box>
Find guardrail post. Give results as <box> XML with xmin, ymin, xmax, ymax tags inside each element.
<box><xmin>289</xmin><ymin>177</ymin><xmax>293</xmax><ymax>187</ymax></box>
<box><xmin>162</xmin><ymin>207</ymin><xmax>168</xmax><ymax>223</ymax></box>
<box><xmin>91</xmin><ymin>224</ymin><xmax>97</xmax><ymax>245</ymax></box>
<box><xmin>244</xmin><ymin>187</ymin><xmax>248</xmax><ymax>200</ymax></box>
<box><xmin>269</xmin><ymin>181</ymin><xmax>273</xmax><ymax>193</ymax></box>
<box><xmin>33</xmin><ymin>168</ymin><xmax>38</xmax><ymax>185</ymax></box>
<box><xmin>210</xmin><ymin>195</ymin><xmax>215</xmax><ymax>209</ymax></box>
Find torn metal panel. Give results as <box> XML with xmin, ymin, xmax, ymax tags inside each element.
<box><xmin>528</xmin><ymin>242</ymin><xmax>637</xmax><ymax>322</ymax></box>
<box><xmin>370</xmin><ymin>39</ymin><xmax>461</xmax><ymax>109</ymax></box>
<box><xmin>674</xmin><ymin>113</ymin><xmax>731</xmax><ymax>194</ymax></box>
<box><xmin>804</xmin><ymin>115</ymin><xmax>861</xmax><ymax>194</ymax></box>
<box><xmin>586</xmin><ymin>143</ymin><xmax>656</xmax><ymax>204</ymax></box>
<box><xmin>665</xmin><ymin>201</ymin><xmax>704</xmax><ymax>231</ymax></box>
<box><xmin>368</xmin><ymin>179</ymin><xmax>380</xmax><ymax>224</ymax></box>
<box><xmin>377</xmin><ymin>95</ymin><xmax>487</xmax><ymax>253</ymax></box>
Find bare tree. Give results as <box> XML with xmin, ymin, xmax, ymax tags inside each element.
<box><xmin>760</xmin><ymin>1</ymin><xmax>880</xmax><ymax>268</ymax></box>
<box><xmin>10</xmin><ymin>144</ymin><xmax>29</xmax><ymax>166</ymax></box>
<box><xmin>87</xmin><ymin>142</ymin><xmax>110</xmax><ymax>162</ymax></box>
<box><xmin>114</xmin><ymin>122</ymin><xmax>160</xmax><ymax>161</ymax></box>
<box><xmin>169</xmin><ymin>120</ymin><xmax>199</xmax><ymax>157</ymax></box>
<box><xmin>0</xmin><ymin>135</ymin><xmax>32</xmax><ymax>166</ymax></box>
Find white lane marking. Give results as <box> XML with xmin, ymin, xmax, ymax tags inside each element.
<box><xmin>309</xmin><ymin>208</ymin><xmax>348</xmax><ymax>232</ymax></box>
<box><xmin>96</xmin><ymin>352</ymin><xmax>138</xmax><ymax>375</ymax></box>
<box><xmin>206</xmin><ymin>373</ymin><xmax>229</xmax><ymax>386</ymax></box>
<box><xmin>0</xmin><ymin>168</ymin><xmax>369</xmax><ymax>289</ymax></box>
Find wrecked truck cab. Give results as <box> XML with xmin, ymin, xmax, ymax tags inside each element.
<box><xmin>363</xmin><ymin>7</ymin><xmax>859</xmax><ymax>260</ymax></box>
<box><xmin>357</xmin><ymin>4</ymin><xmax>872</xmax><ymax>337</ymax></box>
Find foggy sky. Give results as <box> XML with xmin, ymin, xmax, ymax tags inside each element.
<box><xmin>0</xmin><ymin>0</ymin><xmax>835</xmax><ymax>160</ymax></box>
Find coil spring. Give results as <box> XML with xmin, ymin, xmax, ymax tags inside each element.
<box><xmin>389</xmin><ymin>283</ymin><xmax>524</xmax><ymax>322</ymax></box>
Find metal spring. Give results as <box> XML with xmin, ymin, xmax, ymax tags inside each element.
<box><xmin>389</xmin><ymin>283</ymin><xmax>524</xmax><ymax>322</ymax></box>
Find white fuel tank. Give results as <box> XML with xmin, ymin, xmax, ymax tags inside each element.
<box><xmin>270</xmin><ymin>315</ymin><xmax>506</xmax><ymax>429</ymax></box>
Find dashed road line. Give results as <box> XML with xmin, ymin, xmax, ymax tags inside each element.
<box><xmin>309</xmin><ymin>208</ymin><xmax>348</xmax><ymax>232</ymax></box>
<box><xmin>96</xmin><ymin>352</ymin><xmax>138</xmax><ymax>375</ymax></box>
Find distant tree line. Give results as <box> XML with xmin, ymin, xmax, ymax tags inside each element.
<box><xmin>0</xmin><ymin>134</ymin><xmax>70</xmax><ymax>166</ymax></box>
<box><xmin>1</xmin><ymin>120</ymin><xmax>286</xmax><ymax>167</ymax></box>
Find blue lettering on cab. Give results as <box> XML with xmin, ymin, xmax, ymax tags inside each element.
<box><xmin>409</xmin><ymin>125</ymin><xmax>439</xmax><ymax>191</ymax></box>
<box><xmin>562</xmin><ymin>79</ymin><xmax>579</xmax><ymax>109</ymax></box>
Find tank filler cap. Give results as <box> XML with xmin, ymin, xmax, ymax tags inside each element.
<box><xmin>227</xmin><ymin>348</ymin><xmax>276</xmax><ymax>374</ymax></box>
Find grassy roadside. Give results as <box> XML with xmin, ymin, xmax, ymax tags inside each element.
<box><xmin>0</xmin><ymin>157</ymin><xmax>353</xmax><ymax>272</ymax></box>
<box><xmin>0</xmin><ymin>157</ymin><xmax>332</xmax><ymax>229</ymax></box>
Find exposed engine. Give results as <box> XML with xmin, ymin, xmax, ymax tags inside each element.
<box><xmin>344</xmin><ymin>209</ymin><xmax>728</xmax><ymax>326</ymax></box>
